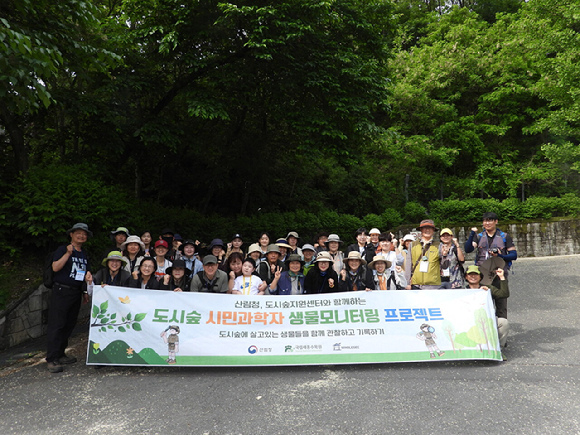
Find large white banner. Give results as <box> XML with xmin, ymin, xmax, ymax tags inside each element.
<box><xmin>86</xmin><ymin>286</ymin><xmax>502</xmax><ymax>366</ymax></box>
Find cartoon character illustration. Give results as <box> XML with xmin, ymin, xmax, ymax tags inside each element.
<box><xmin>416</xmin><ymin>323</ymin><xmax>445</xmax><ymax>358</ymax></box>
<box><xmin>160</xmin><ymin>325</ymin><xmax>180</xmax><ymax>364</ymax></box>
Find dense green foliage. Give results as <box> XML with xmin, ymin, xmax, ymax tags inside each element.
<box><xmin>2</xmin><ymin>0</ymin><xmax>580</xmax><ymax>256</ymax></box>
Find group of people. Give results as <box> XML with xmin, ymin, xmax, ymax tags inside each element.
<box><xmin>46</xmin><ymin>212</ymin><xmax>515</xmax><ymax>371</ymax></box>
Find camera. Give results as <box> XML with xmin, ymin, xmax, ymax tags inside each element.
<box><xmin>489</xmin><ymin>247</ymin><xmax>499</xmax><ymax>255</ymax></box>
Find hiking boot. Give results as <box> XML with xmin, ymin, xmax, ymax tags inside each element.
<box><xmin>58</xmin><ymin>355</ymin><xmax>77</xmax><ymax>365</ymax></box>
<box><xmin>47</xmin><ymin>361</ymin><xmax>63</xmax><ymax>373</ymax></box>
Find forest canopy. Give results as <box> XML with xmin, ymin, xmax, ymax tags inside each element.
<box><xmin>2</xmin><ymin>0</ymin><xmax>580</xmax><ymax>248</ymax></box>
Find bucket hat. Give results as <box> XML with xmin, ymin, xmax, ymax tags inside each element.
<box><xmin>345</xmin><ymin>251</ymin><xmax>367</xmax><ymax>266</ymax></box>
<box><xmin>101</xmin><ymin>251</ymin><xmax>128</xmax><ymax>268</ymax></box>
<box><xmin>275</xmin><ymin>239</ymin><xmax>293</xmax><ymax>250</ymax></box>
<box><xmin>166</xmin><ymin>259</ymin><xmax>191</xmax><ymax>276</ymax></box>
<box><xmin>419</xmin><ymin>220</ymin><xmax>438</xmax><ymax>231</ymax></box>
<box><xmin>120</xmin><ymin>235</ymin><xmax>145</xmax><ymax>251</ymax></box>
<box><xmin>368</xmin><ymin>255</ymin><xmax>392</xmax><ymax>270</ymax></box>
<box><xmin>285</xmin><ymin>254</ymin><xmax>304</xmax><ymax>265</ymax></box>
<box><xmin>110</xmin><ymin>227</ymin><xmax>130</xmax><ymax>237</ymax></box>
<box><xmin>67</xmin><ymin>222</ymin><xmax>93</xmax><ymax>237</ymax></box>
<box><xmin>325</xmin><ymin>234</ymin><xmax>343</xmax><ymax>246</ymax></box>
<box><xmin>314</xmin><ymin>251</ymin><xmax>333</xmax><ymax>264</ymax></box>
<box><xmin>266</xmin><ymin>244</ymin><xmax>281</xmax><ymax>255</ymax></box>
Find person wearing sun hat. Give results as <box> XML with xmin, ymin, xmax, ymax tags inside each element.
<box><xmin>275</xmin><ymin>238</ymin><xmax>293</xmax><ymax>263</ymax></box>
<box><xmin>267</xmin><ymin>254</ymin><xmax>306</xmax><ymax>295</ymax></box>
<box><xmin>120</xmin><ymin>235</ymin><xmax>145</xmax><ymax>273</ymax></box>
<box><xmin>304</xmin><ymin>251</ymin><xmax>339</xmax><ymax>294</ymax></box>
<box><xmin>88</xmin><ymin>251</ymin><xmax>131</xmax><ymax>290</ymax></box>
<box><xmin>246</xmin><ymin>243</ymin><xmax>262</xmax><ymax>263</ymax></box>
<box><xmin>439</xmin><ymin>228</ymin><xmax>465</xmax><ymax>289</ymax></box>
<box><xmin>301</xmin><ymin>244</ymin><xmax>316</xmax><ymax>275</ymax></box>
<box><xmin>257</xmin><ymin>244</ymin><xmax>287</xmax><ymax>285</ymax></box>
<box><xmin>324</xmin><ymin>234</ymin><xmax>345</xmax><ymax>275</ymax></box>
<box><xmin>404</xmin><ymin>219</ymin><xmax>442</xmax><ymax>289</ymax></box>
<box><xmin>46</xmin><ymin>223</ymin><xmax>92</xmax><ymax>373</ymax></box>
<box><xmin>464</xmin><ymin>265</ymin><xmax>509</xmax><ymax>351</ymax></box>
<box><xmin>285</xmin><ymin>231</ymin><xmax>303</xmax><ymax>257</ymax></box>
<box><xmin>368</xmin><ymin>255</ymin><xmax>406</xmax><ymax>290</ymax></box>
<box><xmin>338</xmin><ymin>251</ymin><xmax>374</xmax><ymax>291</ymax></box>
<box><xmin>160</xmin><ymin>259</ymin><xmax>192</xmax><ymax>292</ymax></box>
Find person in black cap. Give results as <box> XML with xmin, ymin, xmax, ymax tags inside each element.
<box><xmin>160</xmin><ymin>259</ymin><xmax>191</xmax><ymax>292</ymax></box>
<box><xmin>225</xmin><ymin>233</ymin><xmax>244</xmax><ymax>259</ymax></box>
<box><xmin>47</xmin><ymin>223</ymin><xmax>92</xmax><ymax>373</ymax></box>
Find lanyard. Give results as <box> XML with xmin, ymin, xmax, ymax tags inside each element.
<box><xmin>242</xmin><ymin>276</ymin><xmax>252</xmax><ymax>295</ymax></box>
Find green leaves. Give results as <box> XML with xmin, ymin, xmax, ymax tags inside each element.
<box><xmin>90</xmin><ymin>300</ymin><xmax>146</xmax><ymax>334</ymax></box>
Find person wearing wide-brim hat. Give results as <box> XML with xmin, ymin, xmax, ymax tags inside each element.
<box><xmin>247</xmin><ymin>243</ymin><xmax>262</xmax><ymax>263</ymax></box>
<box><xmin>301</xmin><ymin>244</ymin><xmax>316</xmax><ymax>275</ymax></box>
<box><xmin>178</xmin><ymin>239</ymin><xmax>203</xmax><ymax>277</ymax></box>
<box><xmin>368</xmin><ymin>255</ymin><xmax>407</xmax><ymax>290</ymax></box>
<box><xmin>46</xmin><ymin>222</ymin><xmax>92</xmax><ymax>373</ymax></box>
<box><xmin>324</xmin><ymin>234</ymin><xmax>345</xmax><ymax>276</ymax></box>
<box><xmin>160</xmin><ymin>259</ymin><xmax>192</xmax><ymax>292</ymax></box>
<box><xmin>285</xmin><ymin>232</ymin><xmax>303</xmax><ymax>257</ymax></box>
<box><xmin>338</xmin><ymin>251</ymin><xmax>374</xmax><ymax>292</ymax></box>
<box><xmin>304</xmin><ymin>251</ymin><xmax>339</xmax><ymax>294</ymax></box>
<box><xmin>257</xmin><ymin>244</ymin><xmax>287</xmax><ymax>285</ymax></box>
<box><xmin>464</xmin><ymin>265</ymin><xmax>510</xmax><ymax>349</ymax></box>
<box><xmin>88</xmin><ymin>251</ymin><xmax>131</xmax><ymax>290</ymax></box>
<box><xmin>208</xmin><ymin>238</ymin><xmax>226</xmax><ymax>269</ymax></box>
<box><xmin>404</xmin><ymin>219</ymin><xmax>442</xmax><ymax>289</ymax></box>
<box><xmin>267</xmin><ymin>254</ymin><xmax>305</xmax><ymax>295</ymax></box>
<box><xmin>120</xmin><ymin>235</ymin><xmax>146</xmax><ymax>274</ymax></box>
<box><xmin>274</xmin><ymin>238</ymin><xmax>293</xmax><ymax>262</ymax></box>
<box><xmin>109</xmin><ymin>226</ymin><xmax>130</xmax><ymax>251</ymax></box>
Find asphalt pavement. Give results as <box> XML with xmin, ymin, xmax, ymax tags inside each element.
<box><xmin>1</xmin><ymin>255</ymin><xmax>579</xmax><ymax>435</ymax></box>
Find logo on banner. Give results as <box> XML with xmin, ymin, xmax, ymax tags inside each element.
<box><xmin>285</xmin><ymin>345</ymin><xmax>293</xmax><ymax>352</ymax></box>
<box><xmin>333</xmin><ymin>342</ymin><xmax>359</xmax><ymax>351</ymax></box>
<box><xmin>248</xmin><ymin>345</ymin><xmax>258</xmax><ymax>354</ymax></box>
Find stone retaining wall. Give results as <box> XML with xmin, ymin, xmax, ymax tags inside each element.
<box><xmin>0</xmin><ymin>285</ymin><xmax>90</xmax><ymax>351</ymax></box>
<box><xmin>1</xmin><ymin>218</ymin><xmax>578</xmax><ymax>350</ymax></box>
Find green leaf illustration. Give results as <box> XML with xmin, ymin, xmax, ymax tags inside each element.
<box><xmin>110</xmin><ymin>313</ymin><xmax>117</xmax><ymax>320</ymax></box>
<box><xmin>107</xmin><ymin>325</ymin><xmax>113</xmax><ymax>329</ymax></box>
<box><xmin>132</xmin><ymin>323</ymin><xmax>142</xmax><ymax>331</ymax></box>
<box><xmin>134</xmin><ymin>313</ymin><xmax>147</xmax><ymax>322</ymax></box>
<box><xmin>127</xmin><ymin>313</ymin><xmax>132</xmax><ymax>321</ymax></box>
<box><xmin>100</xmin><ymin>300</ymin><xmax>108</xmax><ymax>312</ymax></box>
<box><xmin>92</xmin><ymin>305</ymin><xmax>99</xmax><ymax>318</ymax></box>
<box><xmin>119</xmin><ymin>326</ymin><xmax>126</xmax><ymax>332</ymax></box>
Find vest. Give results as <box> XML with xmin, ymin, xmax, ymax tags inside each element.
<box><xmin>476</xmin><ymin>230</ymin><xmax>511</xmax><ymax>269</ymax></box>
<box><xmin>409</xmin><ymin>240</ymin><xmax>441</xmax><ymax>286</ymax></box>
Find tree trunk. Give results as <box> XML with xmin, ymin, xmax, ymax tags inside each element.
<box><xmin>0</xmin><ymin>103</ymin><xmax>29</xmax><ymax>174</ymax></box>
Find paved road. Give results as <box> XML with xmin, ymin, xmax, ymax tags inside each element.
<box><xmin>1</xmin><ymin>256</ymin><xmax>579</xmax><ymax>435</ymax></box>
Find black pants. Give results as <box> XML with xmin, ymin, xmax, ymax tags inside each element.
<box><xmin>46</xmin><ymin>284</ymin><xmax>82</xmax><ymax>363</ymax></box>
